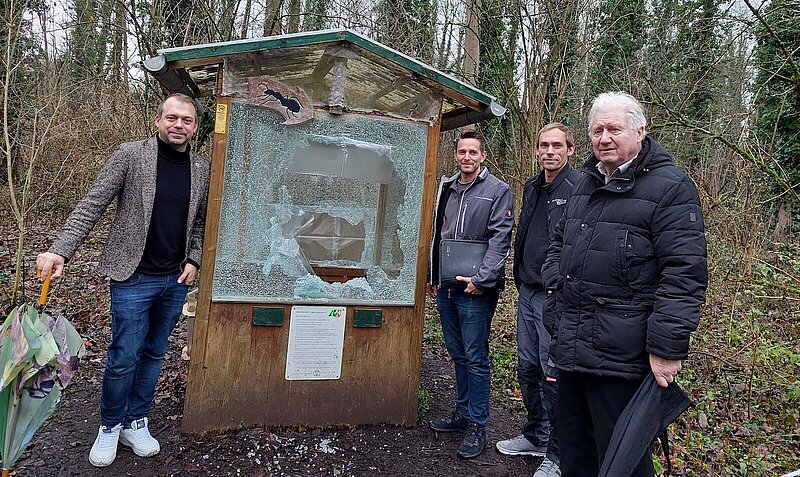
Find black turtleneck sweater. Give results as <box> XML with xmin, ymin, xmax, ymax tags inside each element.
<box><xmin>135</xmin><ymin>136</ymin><xmax>191</xmax><ymax>275</ymax></box>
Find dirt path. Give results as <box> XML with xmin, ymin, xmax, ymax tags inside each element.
<box><xmin>6</xmin><ymin>224</ymin><xmax>539</xmax><ymax>477</ymax></box>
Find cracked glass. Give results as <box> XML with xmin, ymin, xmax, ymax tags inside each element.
<box><xmin>212</xmin><ymin>101</ymin><xmax>428</xmax><ymax>305</ymax></box>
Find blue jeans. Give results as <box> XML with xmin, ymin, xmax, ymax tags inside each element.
<box><xmin>101</xmin><ymin>272</ymin><xmax>188</xmax><ymax>428</ymax></box>
<box><xmin>437</xmin><ymin>287</ymin><xmax>499</xmax><ymax>427</ymax></box>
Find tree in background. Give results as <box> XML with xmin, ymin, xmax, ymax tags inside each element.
<box><xmin>0</xmin><ymin>0</ymin><xmax>40</xmax><ymax>185</ymax></box>
<box><xmin>375</xmin><ymin>0</ymin><xmax>436</xmax><ymax>62</ymax></box>
<box><xmin>508</xmin><ymin>0</ymin><xmax>590</xmax><ymax>186</ymax></box>
<box><xmin>2</xmin><ymin>0</ymin><xmax>75</xmax><ymax>304</ymax></box>
<box><xmin>753</xmin><ymin>0</ymin><xmax>800</xmax><ymax>198</ymax></box>
<box><xmin>303</xmin><ymin>0</ymin><xmax>327</xmax><ymax>31</ymax></box>
<box><xmin>539</xmin><ymin>0</ymin><xmax>583</xmax><ymax>126</ymax></box>
<box><xmin>644</xmin><ymin>0</ymin><xmax>725</xmax><ymax>174</ymax></box>
<box><xmin>587</xmin><ymin>0</ymin><xmax>645</xmax><ymax>96</ymax></box>
<box><xmin>474</xmin><ymin>0</ymin><xmax>519</xmax><ymax>183</ymax></box>
<box><xmin>67</xmin><ymin>0</ymin><xmax>112</xmax><ymax>77</ymax></box>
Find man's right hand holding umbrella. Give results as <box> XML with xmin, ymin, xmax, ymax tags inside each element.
<box><xmin>35</xmin><ymin>252</ymin><xmax>65</xmax><ymax>280</ymax></box>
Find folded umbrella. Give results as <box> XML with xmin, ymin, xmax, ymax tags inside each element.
<box><xmin>599</xmin><ymin>374</ymin><xmax>693</xmax><ymax>477</ymax></box>
<box><xmin>0</xmin><ymin>271</ymin><xmax>85</xmax><ymax>475</ymax></box>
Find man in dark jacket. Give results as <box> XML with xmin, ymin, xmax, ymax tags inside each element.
<box><xmin>427</xmin><ymin>130</ymin><xmax>514</xmax><ymax>459</ymax></box>
<box><xmin>36</xmin><ymin>93</ymin><xmax>210</xmax><ymax>468</ymax></box>
<box><xmin>541</xmin><ymin>92</ymin><xmax>707</xmax><ymax>477</ymax></box>
<box><xmin>496</xmin><ymin>123</ymin><xmax>580</xmax><ymax>477</ymax></box>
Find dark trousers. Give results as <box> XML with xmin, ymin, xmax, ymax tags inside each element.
<box><xmin>542</xmin><ymin>377</ymin><xmax>558</xmax><ymax>464</ymax></box>
<box><xmin>558</xmin><ymin>371</ymin><xmax>654</xmax><ymax>477</ymax></box>
<box><xmin>517</xmin><ymin>284</ymin><xmax>558</xmax><ymax>462</ymax></box>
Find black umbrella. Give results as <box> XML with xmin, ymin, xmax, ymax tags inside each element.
<box><xmin>599</xmin><ymin>374</ymin><xmax>693</xmax><ymax>477</ymax></box>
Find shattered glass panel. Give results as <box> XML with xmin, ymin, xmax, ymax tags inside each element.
<box><xmin>212</xmin><ymin>102</ymin><xmax>427</xmax><ymax>305</ymax></box>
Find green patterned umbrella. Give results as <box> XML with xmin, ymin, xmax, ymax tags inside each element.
<box><xmin>0</xmin><ymin>273</ymin><xmax>85</xmax><ymax>474</ymax></box>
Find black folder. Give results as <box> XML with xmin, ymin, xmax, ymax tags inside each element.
<box><xmin>439</xmin><ymin>239</ymin><xmax>488</xmax><ymax>286</ymax></box>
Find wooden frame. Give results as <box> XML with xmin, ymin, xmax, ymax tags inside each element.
<box><xmin>181</xmin><ymin>96</ymin><xmax>441</xmax><ymax>434</ymax></box>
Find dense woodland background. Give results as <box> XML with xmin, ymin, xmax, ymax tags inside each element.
<box><xmin>2</xmin><ymin>0</ymin><xmax>799</xmax><ymax>474</ymax></box>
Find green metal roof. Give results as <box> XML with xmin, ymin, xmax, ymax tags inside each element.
<box><xmin>144</xmin><ymin>28</ymin><xmax>505</xmax><ymax>130</ymax></box>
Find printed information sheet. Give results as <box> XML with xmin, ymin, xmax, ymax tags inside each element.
<box><xmin>285</xmin><ymin>306</ymin><xmax>346</xmax><ymax>380</ymax></box>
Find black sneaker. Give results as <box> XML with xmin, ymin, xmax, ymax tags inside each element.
<box><xmin>457</xmin><ymin>423</ymin><xmax>487</xmax><ymax>459</ymax></box>
<box><xmin>429</xmin><ymin>410</ymin><xmax>469</xmax><ymax>432</ymax></box>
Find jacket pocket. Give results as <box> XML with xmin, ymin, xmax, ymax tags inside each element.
<box><xmin>460</xmin><ymin>196</ymin><xmax>493</xmax><ymax>238</ymax></box>
<box><xmin>112</xmin><ymin>272</ymin><xmax>142</xmax><ymax>286</ymax></box>
<box><xmin>543</xmin><ymin>289</ymin><xmax>559</xmax><ymax>337</ymax></box>
<box><xmin>592</xmin><ymin>298</ymin><xmax>650</xmax><ymax>362</ymax></box>
<box><xmin>624</xmin><ymin>232</ymin><xmax>657</xmax><ymax>286</ymax></box>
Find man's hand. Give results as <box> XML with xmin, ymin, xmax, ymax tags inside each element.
<box><xmin>426</xmin><ymin>283</ymin><xmax>438</xmax><ymax>299</ymax></box>
<box><xmin>456</xmin><ymin>275</ymin><xmax>482</xmax><ymax>295</ymax></box>
<box><xmin>36</xmin><ymin>252</ymin><xmax>66</xmax><ymax>280</ymax></box>
<box><xmin>178</xmin><ymin>263</ymin><xmax>198</xmax><ymax>285</ymax></box>
<box><xmin>649</xmin><ymin>354</ymin><xmax>682</xmax><ymax>388</ymax></box>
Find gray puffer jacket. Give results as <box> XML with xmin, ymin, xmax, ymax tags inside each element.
<box><xmin>542</xmin><ymin>136</ymin><xmax>707</xmax><ymax>379</ymax></box>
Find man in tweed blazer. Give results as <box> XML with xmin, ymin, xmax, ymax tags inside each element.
<box><xmin>36</xmin><ymin>93</ymin><xmax>210</xmax><ymax>467</ymax></box>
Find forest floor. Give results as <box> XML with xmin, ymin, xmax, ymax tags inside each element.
<box><xmin>4</xmin><ymin>214</ymin><xmax>799</xmax><ymax>476</ymax></box>
<box><xmin>2</xmin><ymin>219</ymin><xmax>540</xmax><ymax>477</ymax></box>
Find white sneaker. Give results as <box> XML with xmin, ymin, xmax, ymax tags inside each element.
<box><xmin>89</xmin><ymin>424</ymin><xmax>122</xmax><ymax>467</ymax></box>
<box><xmin>533</xmin><ymin>457</ymin><xmax>561</xmax><ymax>477</ymax></box>
<box><xmin>119</xmin><ymin>417</ymin><xmax>161</xmax><ymax>457</ymax></box>
<box><xmin>496</xmin><ymin>434</ymin><xmax>547</xmax><ymax>456</ymax></box>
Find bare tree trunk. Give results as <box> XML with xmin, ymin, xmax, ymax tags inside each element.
<box><xmin>462</xmin><ymin>0</ymin><xmax>480</xmax><ymax>85</ymax></box>
<box><xmin>112</xmin><ymin>0</ymin><xmax>125</xmax><ymax>82</ymax></box>
<box><xmin>771</xmin><ymin>203</ymin><xmax>792</xmax><ymax>246</ymax></box>
<box><xmin>263</xmin><ymin>0</ymin><xmax>283</xmax><ymax>36</ymax></box>
<box><xmin>241</xmin><ymin>0</ymin><xmax>253</xmax><ymax>38</ymax></box>
<box><xmin>287</xmin><ymin>0</ymin><xmax>301</xmax><ymax>33</ymax></box>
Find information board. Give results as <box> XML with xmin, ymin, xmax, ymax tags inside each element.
<box><xmin>285</xmin><ymin>306</ymin><xmax>346</xmax><ymax>380</ymax></box>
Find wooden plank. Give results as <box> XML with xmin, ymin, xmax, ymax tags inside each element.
<box><xmin>366</xmin><ymin>75</ymin><xmax>409</xmax><ymax>104</ymax></box>
<box><xmin>183</xmin><ymin>102</ymin><xmax>442</xmax><ymax>433</ymax></box>
<box><xmin>209</xmin><ymin>304</ymin><xmax>255</xmax><ymax>430</ymax></box>
<box><xmin>310</xmin><ymin>265</ymin><xmax>366</xmax><ymax>283</ymax></box>
<box><xmin>182</xmin><ymin>96</ymin><xmax>229</xmax><ymax>432</ymax></box>
<box><xmin>183</xmin><ymin>303</ymin><xmax>251</xmax><ymax>432</ymax></box>
<box><xmin>309</xmin><ymin>53</ymin><xmax>337</xmax><ymax>82</ymax></box>
<box><xmin>184</xmin><ymin>304</ymin><xmax>420</xmax><ymax>432</ymax></box>
<box><xmin>405</xmin><ymin>117</ymin><xmax>443</xmax><ymax>419</ymax></box>
<box><xmin>248</xmin><ymin>305</ymin><xmax>291</xmax><ymax>427</ymax></box>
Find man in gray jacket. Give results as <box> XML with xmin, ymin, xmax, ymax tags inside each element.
<box><xmin>36</xmin><ymin>93</ymin><xmax>210</xmax><ymax>468</ymax></box>
<box><xmin>427</xmin><ymin>130</ymin><xmax>514</xmax><ymax>459</ymax></box>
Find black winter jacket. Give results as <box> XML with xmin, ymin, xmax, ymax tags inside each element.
<box><xmin>513</xmin><ymin>164</ymin><xmax>582</xmax><ymax>290</ymax></box>
<box><xmin>542</xmin><ymin>136</ymin><xmax>707</xmax><ymax>379</ymax></box>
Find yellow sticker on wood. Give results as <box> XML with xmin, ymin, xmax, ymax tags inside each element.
<box><xmin>214</xmin><ymin>104</ymin><xmax>228</xmax><ymax>134</ymax></box>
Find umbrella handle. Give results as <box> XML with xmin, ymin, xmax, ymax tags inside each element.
<box><xmin>38</xmin><ymin>268</ymin><xmax>53</xmax><ymax>307</ymax></box>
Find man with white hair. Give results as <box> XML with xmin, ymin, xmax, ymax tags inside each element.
<box><xmin>541</xmin><ymin>92</ymin><xmax>707</xmax><ymax>476</ymax></box>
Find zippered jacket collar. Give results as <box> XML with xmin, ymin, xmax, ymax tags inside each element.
<box><xmin>582</xmin><ymin>136</ymin><xmax>673</xmax><ymax>182</ymax></box>
<box><xmin>442</xmin><ymin>166</ymin><xmax>489</xmax><ymax>186</ymax></box>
